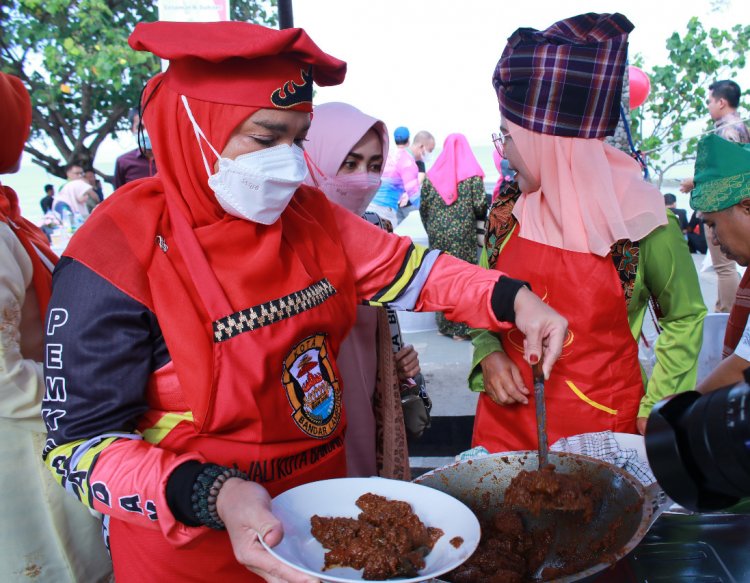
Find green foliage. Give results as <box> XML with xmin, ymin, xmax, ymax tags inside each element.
<box><xmin>631</xmin><ymin>17</ymin><xmax>750</xmax><ymax>187</ymax></box>
<box><xmin>232</xmin><ymin>0</ymin><xmax>277</xmax><ymax>24</ymax></box>
<box><xmin>0</xmin><ymin>0</ymin><xmax>278</xmax><ymax>182</ymax></box>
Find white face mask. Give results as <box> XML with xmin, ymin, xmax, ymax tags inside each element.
<box><xmin>208</xmin><ymin>145</ymin><xmax>307</xmax><ymax>224</ymax></box>
<box><xmin>317</xmin><ymin>172</ymin><xmax>382</xmax><ymax>216</ymax></box>
<box><xmin>181</xmin><ymin>95</ymin><xmax>308</xmax><ymax>225</ymax></box>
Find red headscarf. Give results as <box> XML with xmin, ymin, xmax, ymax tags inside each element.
<box><xmin>0</xmin><ymin>72</ymin><xmax>58</xmax><ymax>320</ymax></box>
<box><xmin>64</xmin><ymin>22</ymin><xmax>347</xmax><ymax>430</ymax></box>
<box><xmin>426</xmin><ymin>133</ymin><xmax>485</xmax><ymax>205</ymax></box>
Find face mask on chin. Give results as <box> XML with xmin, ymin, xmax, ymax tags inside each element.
<box><xmin>181</xmin><ymin>95</ymin><xmax>308</xmax><ymax>225</ymax></box>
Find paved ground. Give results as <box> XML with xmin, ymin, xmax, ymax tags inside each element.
<box><xmin>402</xmin><ymin>253</ymin><xmax>725</xmax><ymax>472</ymax></box>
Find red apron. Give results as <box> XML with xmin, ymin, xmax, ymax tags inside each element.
<box><xmin>110</xmin><ymin>203</ymin><xmax>355</xmax><ymax>581</ymax></box>
<box><xmin>473</xmin><ymin>230</ymin><xmax>643</xmax><ymax>453</ymax></box>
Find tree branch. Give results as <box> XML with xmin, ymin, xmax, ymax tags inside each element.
<box><xmin>48</xmin><ymin>107</ymin><xmax>76</xmax><ymax>144</ymax></box>
<box><xmin>23</xmin><ymin>144</ymin><xmax>65</xmax><ymax>177</ymax></box>
<box><xmin>29</xmin><ymin>108</ymin><xmax>72</xmax><ymax>161</ymax></box>
<box><xmin>79</xmin><ymin>83</ymin><xmax>92</xmax><ymax>144</ymax></box>
<box><xmin>87</xmin><ymin>104</ymin><xmax>128</xmax><ymax>153</ymax></box>
<box><xmin>660</xmin><ymin>156</ymin><xmax>695</xmax><ymax>176</ymax></box>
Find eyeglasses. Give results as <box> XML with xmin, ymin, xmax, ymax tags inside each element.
<box><xmin>492</xmin><ymin>130</ymin><xmax>510</xmax><ymax>157</ymax></box>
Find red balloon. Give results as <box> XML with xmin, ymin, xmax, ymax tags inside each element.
<box><xmin>628</xmin><ymin>65</ymin><xmax>651</xmax><ymax>109</ymax></box>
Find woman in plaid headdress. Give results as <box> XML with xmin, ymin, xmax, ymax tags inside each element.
<box><xmin>470</xmin><ymin>12</ymin><xmax>707</xmax><ymax>452</ymax></box>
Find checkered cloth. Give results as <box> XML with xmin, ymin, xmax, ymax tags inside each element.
<box><xmin>492</xmin><ymin>12</ymin><xmax>633</xmax><ymax>138</ymax></box>
<box><xmin>551</xmin><ymin>431</ymin><xmax>655</xmax><ymax>485</ymax></box>
<box><xmin>458</xmin><ymin>431</ymin><xmax>655</xmax><ymax>486</ymax></box>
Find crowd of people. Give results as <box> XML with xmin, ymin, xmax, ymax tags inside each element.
<box><xmin>0</xmin><ymin>9</ymin><xmax>749</xmax><ymax>583</ymax></box>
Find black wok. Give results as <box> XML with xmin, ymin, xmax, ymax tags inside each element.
<box><xmin>414</xmin><ymin>451</ymin><xmax>670</xmax><ymax>582</ymax></box>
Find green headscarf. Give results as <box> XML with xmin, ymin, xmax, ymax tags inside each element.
<box><xmin>691</xmin><ymin>134</ymin><xmax>750</xmax><ymax>212</ymax></box>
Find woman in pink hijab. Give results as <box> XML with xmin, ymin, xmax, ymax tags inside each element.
<box><xmin>304</xmin><ymin>102</ymin><xmax>421</xmax><ymax>479</ymax></box>
<box><xmin>470</xmin><ymin>13</ymin><xmax>705</xmax><ymax>454</ymax></box>
<box><xmin>419</xmin><ymin>133</ymin><xmax>488</xmax><ymax>339</ymax></box>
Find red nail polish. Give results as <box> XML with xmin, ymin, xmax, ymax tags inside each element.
<box><xmin>529</xmin><ymin>354</ymin><xmax>539</xmax><ymax>364</ymax></box>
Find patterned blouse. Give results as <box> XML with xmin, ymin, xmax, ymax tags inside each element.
<box><xmin>419</xmin><ymin>175</ymin><xmax>488</xmax><ymax>264</ymax></box>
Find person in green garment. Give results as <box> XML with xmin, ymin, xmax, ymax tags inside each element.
<box><xmin>468</xmin><ymin>12</ymin><xmax>707</xmax><ymax>453</ymax></box>
<box><xmin>419</xmin><ymin>133</ymin><xmax>488</xmax><ymax>339</ymax></box>
<box><xmin>658</xmin><ymin>135</ymin><xmax>750</xmax><ymax>516</ymax></box>
<box><xmin>691</xmin><ymin>135</ymin><xmax>750</xmax><ymax>394</ymax></box>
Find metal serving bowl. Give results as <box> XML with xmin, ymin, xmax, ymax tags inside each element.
<box><xmin>414</xmin><ymin>451</ymin><xmax>667</xmax><ymax>582</ymax></box>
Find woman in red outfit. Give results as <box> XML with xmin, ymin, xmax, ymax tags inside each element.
<box><xmin>42</xmin><ymin>21</ymin><xmax>567</xmax><ymax>582</ymax></box>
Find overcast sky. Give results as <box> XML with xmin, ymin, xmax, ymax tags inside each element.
<box><xmin>10</xmin><ymin>0</ymin><xmax>748</xmax><ymax>220</ymax></box>
<box><xmin>16</xmin><ymin>0</ymin><xmax>750</xmax><ymax>169</ymax></box>
<box><xmin>293</xmin><ymin>0</ymin><xmax>749</xmax><ymax>149</ymax></box>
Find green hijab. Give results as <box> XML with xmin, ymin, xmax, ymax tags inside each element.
<box><xmin>691</xmin><ymin>134</ymin><xmax>750</xmax><ymax>212</ymax></box>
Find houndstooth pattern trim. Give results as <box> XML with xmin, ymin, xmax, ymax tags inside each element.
<box><xmin>213</xmin><ymin>279</ymin><xmax>337</xmax><ymax>343</ymax></box>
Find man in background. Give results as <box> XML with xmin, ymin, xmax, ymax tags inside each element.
<box><xmin>397</xmin><ymin>130</ymin><xmax>436</xmax><ymax>222</ymax></box>
<box><xmin>664</xmin><ymin>191</ymin><xmax>706</xmax><ymax>254</ymax></box>
<box><xmin>368</xmin><ymin>126</ymin><xmax>420</xmax><ymax>225</ymax></box>
<box><xmin>706</xmin><ymin>79</ymin><xmax>750</xmax><ymax>143</ymax></box>
<box><xmin>681</xmin><ymin>79</ymin><xmax>749</xmax><ymax>312</ymax></box>
<box><xmin>113</xmin><ymin>107</ymin><xmax>156</xmax><ymax>189</ymax></box>
<box><xmin>40</xmin><ymin>183</ymin><xmax>54</xmax><ymax>214</ymax></box>
<box><xmin>83</xmin><ymin>167</ymin><xmax>104</xmax><ymax>214</ymax></box>
<box><xmin>686</xmin><ymin>210</ymin><xmax>707</xmax><ymax>255</ymax></box>
<box><xmin>52</xmin><ymin>163</ymin><xmax>98</xmax><ymax>219</ymax></box>
<box><xmin>664</xmin><ymin>192</ymin><xmax>688</xmax><ymax>231</ymax></box>
<box><xmin>409</xmin><ymin>130</ymin><xmax>436</xmax><ymax>185</ymax></box>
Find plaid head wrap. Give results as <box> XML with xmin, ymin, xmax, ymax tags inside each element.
<box><xmin>691</xmin><ymin>134</ymin><xmax>750</xmax><ymax>213</ymax></box>
<box><xmin>493</xmin><ymin>12</ymin><xmax>633</xmax><ymax>138</ymax></box>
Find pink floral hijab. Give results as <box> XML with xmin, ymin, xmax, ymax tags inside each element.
<box><xmin>426</xmin><ymin>133</ymin><xmax>485</xmax><ymax>205</ymax></box>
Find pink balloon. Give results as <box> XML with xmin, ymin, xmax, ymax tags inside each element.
<box><xmin>629</xmin><ymin>65</ymin><xmax>651</xmax><ymax>109</ymax></box>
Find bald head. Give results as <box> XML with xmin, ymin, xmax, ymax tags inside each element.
<box><xmin>412</xmin><ymin>131</ymin><xmax>434</xmax><ymax>147</ymax></box>
<box><xmin>410</xmin><ymin>130</ymin><xmax>435</xmax><ymax>161</ymax></box>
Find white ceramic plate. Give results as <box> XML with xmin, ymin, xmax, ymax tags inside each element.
<box><xmin>261</xmin><ymin>477</ymin><xmax>480</xmax><ymax>583</ymax></box>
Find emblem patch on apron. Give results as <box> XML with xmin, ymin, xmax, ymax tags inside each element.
<box><xmin>282</xmin><ymin>334</ymin><xmax>342</xmax><ymax>439</ymax></box>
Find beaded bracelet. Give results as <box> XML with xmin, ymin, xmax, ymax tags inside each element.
<box><xmin>191</xmin><ymin>464</ymin><xmax>249</xmax><ymax>530</ymax></box>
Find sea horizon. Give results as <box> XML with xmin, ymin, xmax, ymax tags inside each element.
<box><xmin>5</xmin><ymin>142</ymin><xmax>685</xmax><ymax>228</ymax></box>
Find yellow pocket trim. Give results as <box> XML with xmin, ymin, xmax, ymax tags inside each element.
<box><xmin>565</xmin><ymin>381</ymin><xmax>617</xmax><ymax>415</ymax></box>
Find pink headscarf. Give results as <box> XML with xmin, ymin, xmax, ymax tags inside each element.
<box><xmin>304</xmin><ymin>102</ymin><xmax>388</xmax><ymax>185</ymax></box>
<box><xmin>508</xmin><ymin>120</ymin><xmax>667</xmax><ymax>257</ymax></box>
<box><xmin>426</xmin><ymin>133</ymin><xmax>485</xmax><ymax>205</ymax></box>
